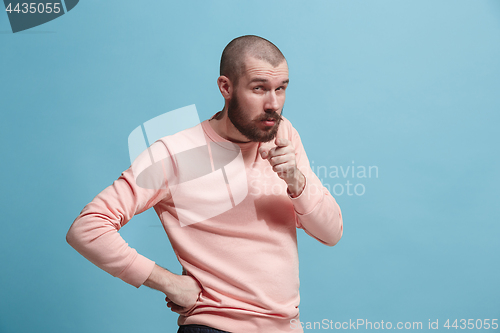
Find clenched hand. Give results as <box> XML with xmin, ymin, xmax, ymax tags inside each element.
<box><xmin>258</xmin><ymin>138</ymin><xmax>305</xmax><ymax>197</ymax></box>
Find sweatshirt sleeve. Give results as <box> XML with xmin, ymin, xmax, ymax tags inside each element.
<box><xmin>288</xmin><ymin>127</ymin><xmax>343</xmax><ymax>246</ymax></box>
<box><xmin>66</xmin><ymin>141</ymin><xmax>172</xmax><ymax>288</ymax></box>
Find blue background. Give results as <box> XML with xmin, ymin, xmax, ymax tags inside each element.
<box><xmin>1</xmin><ymin>1</ymin><xmax>499</xmax><ymax>332</ymax></box>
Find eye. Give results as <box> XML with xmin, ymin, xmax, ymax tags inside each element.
<box><xmin>253</xmin><ymin>86</ymin><xmax>267</xmax><ymax>93</ymax></box>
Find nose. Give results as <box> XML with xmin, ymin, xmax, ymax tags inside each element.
<box><xmin>264</xmin><ymin>90</ymin><xmax>280</xmax><ymax>112</ymax></box>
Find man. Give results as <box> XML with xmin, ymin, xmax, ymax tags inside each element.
<box><xmin>67</xmin><ymin>35</ymin><xmax>343</xmax><ymax>333</ymax></box>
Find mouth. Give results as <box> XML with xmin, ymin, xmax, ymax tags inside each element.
<box><xmin>261</xmin><ymin>119</ymin><xmax>276</xmax><ymax>127</ymax></box>
<box><xmin>259</xmin><ymin>113</ymin><xmax>282</xmax><ymax>127</ymax></box>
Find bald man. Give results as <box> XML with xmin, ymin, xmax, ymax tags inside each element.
<box><xmin>67</xmin><ymin>35</ymin><xmax>343</xmax><ymax>333</ymax></box>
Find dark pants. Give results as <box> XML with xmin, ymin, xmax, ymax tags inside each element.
<box><xmin>177</xmin><ymin>324</ymin><xmax>230</xmax><ymax>333</ymax></box>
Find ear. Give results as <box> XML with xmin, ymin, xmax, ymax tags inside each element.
<box><xmin>217</xmin><ymin>75</ymin><xmax>233</xmax><ymax>100</ymax></box>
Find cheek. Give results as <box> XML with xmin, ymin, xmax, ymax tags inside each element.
<box><xmin>241</xmin><ymin>94</ymin><xmax>263</xmax><ymax>110</ymax></box>
<box><xmin>278</xmin><ymin>92</ymin><xmax>286</xmax><ymax>103</ymax></box>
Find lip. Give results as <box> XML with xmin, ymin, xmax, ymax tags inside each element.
<box><xmin>261</xmin><ymin>120</ymin><xmax>276</xmax><ymax>126</ymax></box>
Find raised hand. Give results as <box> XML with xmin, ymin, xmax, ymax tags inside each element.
<box><xmin>258</xmin><ymin>138</ymin><xmax>305</xmax><ymax>197</ymax></box>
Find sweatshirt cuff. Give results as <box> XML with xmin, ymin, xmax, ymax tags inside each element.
<box><xmin>117</xmin><ymin>253</ymin><xmax>156</xmax><ymax>288</ymax></box>
<box><xmin>288</xmin><ymin>176</ymin><xmax>324</xmax><ymax>215</ymax></box>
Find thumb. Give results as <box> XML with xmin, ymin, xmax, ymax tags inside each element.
<box><xmin>259</xmin><ymin>141</ymin><xmax>276</xmax><ymax>159</ymax></box>
<box><xmin>275</xmin><ymin>137</ymin><xmax>288</xmax><ymax>147</ymax></box>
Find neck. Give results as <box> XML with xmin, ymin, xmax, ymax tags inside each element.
<box><xmin>209</xmin><ymin>107</ymin><xmax>251</xmax><ymax>143</ymax></box>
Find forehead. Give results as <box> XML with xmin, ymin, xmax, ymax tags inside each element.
<box><xmin>241</xmin><ymin>56</ymin><xmax>289</xmax><ymax>83</ymax></box>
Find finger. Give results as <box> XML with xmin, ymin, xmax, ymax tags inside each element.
<box><xmin>266</xmin><ymin>146</ymin><xmax>278</xmax><ymax>159</ymax></box>
<box><xmin>275</xmin><ymin>138</ymin><xmax>290</xmax><ymax>148</ymax></box>
<box><xmin>167</xmin><ymin>301</ymin><xmax>182</xmax><ymax>311</ymax></box>
<box><xmin>268</xmin><ymin>145</ymin><xmax>295</xmax><ymax>159</ymax></box>
<box><xmin>165</xmin><ymin>296</ymin><xmax>171</xmax><ymax>302</ymax></box>
<box><xmin>259</xmin><ymin>141</ymin><xmax>277</xmax><ymax>159</ymax></box>
<box><xmin>272</xmin><ymin>161</ymin><xmax>294</xmax><ymax>174</ymax></box>
<box><xmin>268</xmin><ymin>154</ymin><xmax>290</xmax><ymax>167</ymax></box>
<box><xmin>169</xmin><ymin>304</ymin><xmax>185</xmax><ymax>313</ymax></box>
<box><xmin>258</xmin><ymin>147</ymin><xmax>269</xmax><ymax>159</ymax></box>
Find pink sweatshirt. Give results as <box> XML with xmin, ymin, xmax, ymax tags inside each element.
<box><xmin>66</xmin><ymin>116</ymin><xmax>343</xmax><ymax>332</ymax></box>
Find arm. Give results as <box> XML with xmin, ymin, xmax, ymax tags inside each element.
<box><xmin>259</xmin><ymin>130</ymin><xmax>343</xmax><ymax>246</ymax></box>
<box><xmin>289</xmin><ymin>128</ymin><xmax>343</xmax><ymax>246</ymax></box>
<box><xmin>66</xmin><ymin>141</ymin><xmax>171</xmax><ymax>287</ymax></box>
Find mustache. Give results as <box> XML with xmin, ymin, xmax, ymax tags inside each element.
<box><xmin>256</xmin><ymin>111</ymin><xmax>283</xmax><ymax>122</ymax></box>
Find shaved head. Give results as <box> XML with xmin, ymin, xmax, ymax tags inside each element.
<box><xmin>220</xmin><ymin>35</ymin><xmax>286</xmax><ymax>86</ymax></box>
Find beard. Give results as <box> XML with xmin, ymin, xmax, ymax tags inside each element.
<box><xmin>227</xmin><ymin>93</ymin><xmax>283</xmax><ymax>142</ymax></box>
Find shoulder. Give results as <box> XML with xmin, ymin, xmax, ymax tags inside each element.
<box><xmin>156</xmin><ymin>122</ymin><xmax>206</xmax><ymax>155</ymax></box>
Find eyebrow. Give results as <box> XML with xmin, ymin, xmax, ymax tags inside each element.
<box><xmin>249</xmin><ymin>78</ymin><xmax>289</xmax><ymax>85</ymax></box>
